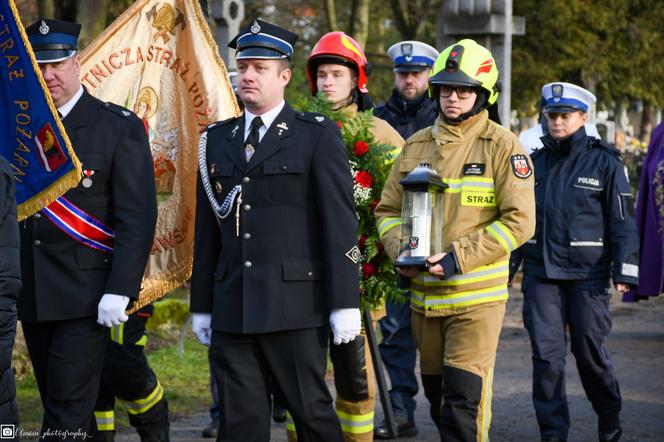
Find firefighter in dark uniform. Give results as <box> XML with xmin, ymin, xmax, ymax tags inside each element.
<box><xmin>373</xmin><ymin>40</ymin><xmax>439</xmax><ymax>439</ymax></box>
<box><xmin>190</xmin><ymin>18</ymin><xmax>361</xmax><ymax>442</ymax></box>
<box><xmin>510</xmin><ymin>82</ymin><xmax>638</xmax><ymax>442</ymax></box>
<box><xmin>93</xmin><ymin>303</ymin><xmax>170</xmax><ymax>442</ymax></box>
<box><xmin>20</xmin><ymin>19</ymin><xmax>157</xmax><ymax>439</ymax></box>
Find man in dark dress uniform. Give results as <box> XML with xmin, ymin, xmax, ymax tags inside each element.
<box><xmin>190</xmin><ymin>18</ymin><xmax>361</xmax><ymax>442</ymax></box>
<box><xmin>19</xmin><ymin>19</ymin><xmax>157</xmax><ymax>439</ymax></box>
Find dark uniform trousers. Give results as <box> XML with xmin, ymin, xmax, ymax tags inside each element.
<box><xmin>210</xmin><ymin>327</ymin><xmax>342</xmax><ymax>442</ymax></box>
<box><xmin>378</xmin><ymin>298</ymin><xmax>418</xmax><ymax>420</ymax></box>
<box><xmin>93</xmin><ymin>304</ymin><xmax>169</xmax><ymax>441</ymax></box>
<box><xmin>522</xmin><ymin>276</ymin><xmax>622</xmax><ymax>439</ymax></box>
<box><xmin>22</xmin><ymin>318</ymin><xmax>107</xmax><ymax>439</ymax></box>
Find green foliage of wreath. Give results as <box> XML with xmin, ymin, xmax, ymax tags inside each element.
<box><xmin>302</xmin><ymin>94</ymin><xmax>406</xmax><ymax>310</ymax></box>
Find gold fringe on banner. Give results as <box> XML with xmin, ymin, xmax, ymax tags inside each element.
<box><xmin>8</xmin><ymin>0</ymin><xmax>82</xmax><ymax>221</ymax></box>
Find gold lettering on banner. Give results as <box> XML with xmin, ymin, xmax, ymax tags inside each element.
<box><xmin>151</xmin><ymin>207</ymin><xmax>193</xmax><ymax>254</ymax></box>
<box><xmin>12</xmin><ymin>101</ymin><xmax>32</xmax><ymax>182</ymax></box>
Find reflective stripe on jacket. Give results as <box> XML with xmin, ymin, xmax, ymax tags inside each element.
<box><xmin>375</xmin><ymin>110</ymin><xmax>535</xmax><ymax>316</ymax></box>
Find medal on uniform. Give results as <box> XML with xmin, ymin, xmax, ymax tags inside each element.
<box><xmin>82</xmin><ymin>170</ymin><xmax>95</xmax><ymax>188</ymax></box>
<box><xmin>245</xmin><ymin>144</ymin><xmax>255</xmax><ymax>162</ymax></box>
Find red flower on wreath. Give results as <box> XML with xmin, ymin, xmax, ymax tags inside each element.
<box><xmin>353</xmin><ymin>140</ymin><xmax>369</xmax><ymax>157</ymax></box>
<box><xmin>362</xmin><ymin>263</ymin><xmax>377</xmax><ymax>279</ymax></box>
<box><xmin>337</xmin><ymin>121</ymin><xmax>343</xmax><ymax>130</ymax></box>
<box><xmin>355</xmin><ymin>171</ymin><xmax>373</xmax><ymax>188</ymax></box>
<box><xmin>359</xmin><ymin>235</ymin><xmax>368</xmax><ymax>250</ymax></box>
<box><xmin>369</xmin><ymin>199</ymin><xmax>380</xmax><ymax>212</ymax></box>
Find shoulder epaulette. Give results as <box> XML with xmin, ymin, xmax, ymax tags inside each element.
<box><xmin>206</xmin><ymin>116</ymin><xmax>238</xmax><ymax>131</ymax></box>
<box><xmin>591</xmin><ymin>138</ymin><xmax>622</xmax><ymax>159</ymax></box>
<box><xmin>530</xmin><ymin>146</ymin><xmax>546</xmax><ymax>159</ymax></box>
<box><xmin>296</xmin><ymin>111</ymin><xmax>327</xmax><ymax>126</ymax></box>
<box><xmin>407</xmin><ymin>126</ymin><xmax>434</xmax><ymax>144</ymax></box>
<box><xmin>102</xmin><ymin>102</ymin><xmax>133</xmax><ymax>119</ymax></box>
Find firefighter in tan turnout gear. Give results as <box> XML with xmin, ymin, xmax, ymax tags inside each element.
<box><xmin>375</xmin><ymin>39</ymin><xmax>536</xmax><ymax>442</ymax></box>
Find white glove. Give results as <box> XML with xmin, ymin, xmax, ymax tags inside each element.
<box><xmin>329</xmin><ymin>308</ymin><xmax>362</xmax><ymax>345</ymax></box>
<box><xmin>97</xmin><ymin>294</ymin><xmax>130</xmax><ymax>328</ymax></box>
<box><xmin>192</xmin><ymin>313</ymin><xmax>212</xmax><ymax>346</ymax></box>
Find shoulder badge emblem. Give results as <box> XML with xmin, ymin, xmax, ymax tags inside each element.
<box><xmin>315</xmin><ymin>116</ymin><xmax>324</xmax><ymax>122</ymax></box>
<box><xmin>510</xmin><ymin>154</ymin><xmax>532</xmax><ymax>179</ymax></box>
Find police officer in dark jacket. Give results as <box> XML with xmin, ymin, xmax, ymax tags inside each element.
<box><xmin>375</xmin><ymin>41</ymin><xmax>439</xmax><ymax>141</ymax></box>
<box><xmin>20</xmin><ymin>19</ymin><xmax>157</xmax><ymax>439</ymax></box>
<box><xmin>0</xmin><ymin>155</ymin><xmax>21</xmax><ymax>431</ymax></box>
<box><xmin>190</xmin><ymin>18</ymin><xmax>360</xmax><ymax>442</ymax></box>
<box><xmin>510</xmin><ymin>82</ymin><xmax>638</xmax><ymax>442</ymax></box>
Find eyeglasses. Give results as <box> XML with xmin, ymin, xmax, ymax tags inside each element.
<box><xmin>439</xmin><ymin>85</ymin><xmax>476</xmax><ymax>99</ymax></box>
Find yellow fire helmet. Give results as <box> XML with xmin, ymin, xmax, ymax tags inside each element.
<box><xmin>428</xmin><ymin>39</ymin><xmax>500</xmax><ymax>105</ymax></box>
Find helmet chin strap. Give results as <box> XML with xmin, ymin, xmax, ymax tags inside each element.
<box><xmin>435</xmin><ymin>88</ymin><xmax>488</xmax><ymax>124</ymax></box>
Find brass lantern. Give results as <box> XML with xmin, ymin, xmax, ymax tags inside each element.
<box><xmin>395</xmin><ymin>163</ymin><xmax>447</xmax><ymax>269</ymax></box>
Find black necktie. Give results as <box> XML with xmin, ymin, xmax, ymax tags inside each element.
<box><xmin>244</xmin><ymin>116</ymin><xmax>263</xmax><ymax>162</ymax></box>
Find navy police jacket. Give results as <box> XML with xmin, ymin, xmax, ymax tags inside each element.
<box><xmin>512</xmin><ymin>127</ymin><xmax>639</xmax><ymax>285</ymax></box>
<box><xmin>190</xmin><ymin>103</ymin><xmax>360</xmax><ymax>334</ymax></box>
<box><xmin>375</xmin><ymin>89</ymin><xmax>438</xmax><ymax>141</ymax></box>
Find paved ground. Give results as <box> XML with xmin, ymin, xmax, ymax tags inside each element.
<box><xmin>116</xmin><ymin>287</ymin><xmax>664</xmax><ymax>441</ymax></box>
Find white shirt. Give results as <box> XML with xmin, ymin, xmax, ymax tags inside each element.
<box><xmin>57</xmin><ymin>85</ymin><xmax>84</xmax><ymax>119</ymax></box>
<box><xmin>243</xmin><ymin>100</ymin><xmax>286</xmax><ymax>143</ymax></box>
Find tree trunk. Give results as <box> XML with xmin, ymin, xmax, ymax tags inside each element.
<box><xmin>324</xmin><ymin>0</ymin><xmax>338</xmax><ymax>31</ymax></box>
<box><xmin>640</xmin><ymin>101</ymin><xmax>653</xmax><ymax>143</ymax></box>
<box><xmin>388</xmin><ymin>0</ymin><xmax>412</xmax><ymax>40</ymax></box>
<box><xmin>37</xmin><ymin>0</ymin><xmax>55</xmax><ymax>18</ymax></box>
<box><xmin>75</xmin><ymin>0</ymin><xmax>108</xmax><ymax>49</ymax></box>
<box><xmin>349</xmin><ymin>0</ymin><xmax>369</xmax><ymax>47</ymax></box>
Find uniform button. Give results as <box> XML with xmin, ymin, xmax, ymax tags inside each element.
<box><xmin>242</xmin><ymin>176</ymin><xmax>250</xmax><ymax>183</ymax></box>
<box><xmin>307</xmin><ymin>271</ymin><xmax>313</xmax><ymax>277</ymax></box>
<box><xmin>281</xmin><ymin>165</ymin><xmax>288</xmax><ymax>171</ymax></box>
<box><xmin>104</xmin><ymin>258</ymin><xmax>109</xmax><ymax>263</ymax></box>
<box><xmin>33</xmin><ymin>240</ymin><xmax>41</xmax><ymax>246</ymax></box>
<box><xmin>34</xmin><ymin>212</ymin><xmax>42</xmax><ymax>219</ymax></box>
<box><xmin>244</xmin><ymin>261</ymin><xmax>252</xmax><ymax>268</ymax></box>
<box><xmin>243</xmin><ymin>204</ymin><xmax>251</xmax><ymax>211</ymax></box>
<box><xmin>243</xmin><ymin>233</ymin><xmax>251</xmax><ymax>240</ymax></box>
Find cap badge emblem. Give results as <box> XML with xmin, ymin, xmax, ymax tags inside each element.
<box><xmin>39</xmin><ymin>20</ymin><xmax>49</xmax><ymax>35</ymax></box>
<box><xmin>401</xmin><ymin>43</ymin><xmax>413</xmax><ymax>56</ymax></box>
<box><xmin>552</xmin><ymin>84</ymin><xmax>563</xmax><ymax>102</ymax></box>
<box><xmin>250</xmin><ymin>20</ymin><xmax>261</xmax><ymax>34</ymax></box>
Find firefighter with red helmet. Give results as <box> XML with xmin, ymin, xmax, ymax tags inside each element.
<box><xmin>284</xmin><ymin>32</ymin><xmax>403</xmax><ymax>442</ymax></box>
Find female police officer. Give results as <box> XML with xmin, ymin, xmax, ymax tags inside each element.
<box><xmin>511</xmin><ymin>82</ymin><xmax>639</xmax><ymax>442</ymax></box>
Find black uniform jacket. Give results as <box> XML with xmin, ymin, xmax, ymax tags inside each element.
<box><xmin>0</xmin><ymin>156</ymin><xmax>20</xmax><ymax>424</ymax></box>
<box><xmin>190</xmin><ymin>103</ymin><xmax>360</xmax><ymax>334</ymax></box>
<box><xmin>18</xmin><ymin>90</ymin><xmax>158</xmax><ymax>322</ymax></box>
<box><xmin>513</xmin><ymin>128</ymin><xmax>639</xmax><ymax>285</ymax></box>
<box><xmin>375</xmin><ymin>89</ymin><xmax>438</xmax><ymax>140</ymax></box>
